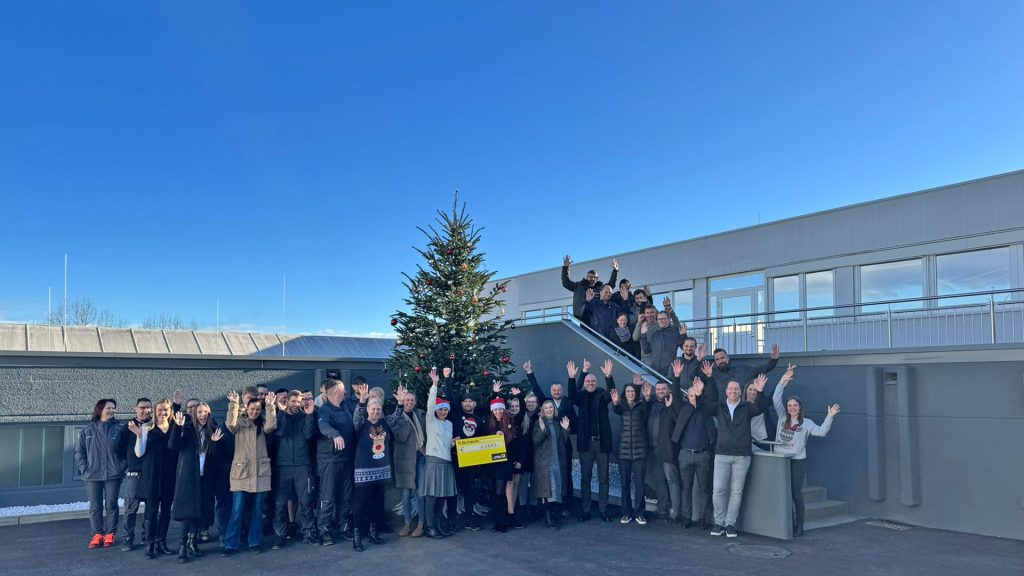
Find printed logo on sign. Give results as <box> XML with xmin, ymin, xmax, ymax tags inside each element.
<box><xmin>491</xmin><ymin>453</ymin><xmax>506</xmax><ymax>461</ymax></box>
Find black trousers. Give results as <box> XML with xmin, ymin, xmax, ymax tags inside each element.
<box><xmin>454</xmin><ymin>466</ymin><xmax>478</xmax><ymax>518</ymax></box>
<box><xmin>790</xmin><ymin>458</ymin><xmax>806</xmax><ymax>530</ymax></box>
<box><xmin>619</xmin><ymin>458</ymin><xmax>647</xmax><ymax>517</ymax></box>
<box><xmin>317</xmin><ymin>460</ymin><xmax>353</xmax><ymax>534</ymax></box>
<box><xmin>122</xmin><ymin>474</ymin><xmax>143</xmax><ymax>541</ymax></box>
<box><xmin>274</xmin><ymin>465</ymin><xmax>315</xmax><ymax>537</ymax></box>
<box><xmin>143</xmin><ymin>494</ymin><xmax>173</xmax><ymax>542</ymax></box>
<box><xmin>353</xmin><ymin>484</ymin><xmax>385</xmax><ymax>532</ymax></box>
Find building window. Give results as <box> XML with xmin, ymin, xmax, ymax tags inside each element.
<box><xmin>806</xmin><ymin>270</ymin><xmax>835</xmax><ymax>317</ymax></box>
<box><xmin>937</xmin><ymin>247</ymin><xmax>1011</xmax><ymax>306</ymax></box>
<box><xmin>673</xmin><ymin>289</ymin><xmax>694</xmax><ymax>321</ymax></box>
<box><xmin>860</xmin><ymin>259</ymin><xmax>924</xmax><ymax>312</ymax></box>
<box><xmin>0</xmin><ymin>426</ymin><xmax>65</xmax><ymax>489</ymax></box>
<box><xmin>709</xmin><ymin>272</ymin><xmax>765</xmax><ymax>323</ymax></box>
<box><xmin>771</xmin><ymin>275</ymin><xmax>800</xmax><ymax>320</ymax></box>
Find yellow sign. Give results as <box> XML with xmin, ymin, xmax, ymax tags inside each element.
<box><xmin>455</xmin><ymin>434</ymin><xmax>507</xmax><ymax>467</ymax></box>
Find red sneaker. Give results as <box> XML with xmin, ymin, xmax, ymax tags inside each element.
<box><xmin>103</xmin><ymin>533</ymin><xmax>115</xmax><ymax>547</ymax></box>
<box><xmin>88</xmin><ymin>533</ymin><xmax>103</xmax><ymax>549</ymax></box>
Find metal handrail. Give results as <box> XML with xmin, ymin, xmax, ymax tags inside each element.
<box><xmin>563</xmin><ymin>315</ymin><xmax>676</xmax><ymax>384</ymax></box>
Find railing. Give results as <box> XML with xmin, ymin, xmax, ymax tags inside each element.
<box><xmin>519</xmin><ymin>288</ymin><xmax>1024</xmax><ymax>354</ymax></box>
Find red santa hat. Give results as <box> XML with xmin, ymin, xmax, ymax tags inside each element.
<box><xmin>490</xmin><ymin>398</ymin><xmax>506</xmax><ymax>412</ymax></box>
<box><xmin>434</xmin><ymin>397</ymin><xmax>450</xmax><ymax>412</ymax></box>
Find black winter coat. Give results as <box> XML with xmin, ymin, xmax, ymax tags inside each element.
<box><xmin>696</xmin><ymin>392</ymin><xmax>771</xmax><ymax>457</ymax></box>
<box><xmin>562</xmin><ymin>265</ymin><xmax>617</xmax><ymax>320</ymax></box>
<box><xmin>649</xmin><ymin>400</ymin><xmax>680</xmax><ymax>464</ymax></box>
<box><xmin>168</xmin><ymin>419</ymin><xmax>202</xmax><ymax>521</ymax></box>
<box><xmin>572</xmin><ymin>374</ymin><xmax>614</xmax><ymax>454</ymax></box>
<box><xmin>612</xmin><ymin>393</ymin><xmax>649</xmax><ymax>461</ymax></box>
<box><xmin>138</xmin><ymin>425</ymin><xmax>176</xmax><ymax>501</ymax></box>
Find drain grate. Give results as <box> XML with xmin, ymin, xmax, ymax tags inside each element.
<box><xmin>865</xmin><ymin>520</ymin><xmax>913</xmax><ymax>531</ymax></box>
<box><xmin>726</xmin><ymin>544</ymin><xmax>792</xmax><ymax>559</ymax></box>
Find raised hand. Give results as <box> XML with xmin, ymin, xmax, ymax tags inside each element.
<box><xmin>560</xmin><ymin>416</ymin><xmax>570</xmax><ymax>430</ymax></box>
<box><xmin>393</xmin><ymin>385</ymin><xmax>407</xmax><ymax>404</ymax></box>
<box><xmin>680</xmin><ymin>321</ymin><xmax>688</xmax><ymax>333</ymax></box>
<box><xmin>611</xmin><ymin>257</ymin><xmax>619</xmax><ymax>271</ymax></box>
<box><xmin>173</xmin><ymin>388</ymin><xmax>185</xmax><ymax>406</ymax></box>
<box><xmin>665</xmin><ymin>392</ymin><xmax>673</xmax><ymax>407</ymax></box>
<box><xmin>585</xmin><ymin>288</ymin><xmax>595</xmax><ymax>301</ymax></box>
<box><xmin>510</xmin><ymin>387</ymin><xmax>521</xmax><ymax>397</ymax></box>
<box><xmin>333</xmin><ymin>436</ymin><xmax>346</xmax><ymax>451</ymax></box>
<box><xmin>697</xmin><ymin>343</ymin><xmax>707</xmax><ymax>361</ymax></box>
<box><xmin>641</xmin><ymin>382</ymin><xmax>652</xmax><ymax>399</ymax></box>
<box><xmin>771</xmin><ymin>343</ymin><xmax>780</xmax><ymax>360</ymax></box>
<box><xmin>601</xmin><ymin>359</ymin><xmax>613</xmax><ymax>379</ymax></box>
<box><xmin>609</xmin><ymin>387</ymin><xmax>620</xmax><ymax>405</ymax></box>
<box><xmin>780</xmin><ymin>363</ymin><xmax>797</xmax><ymax>387</ymax></box>
<box><xmin>632</xmin><ymin>373</ymin><xmax>644</xmax><ymax>386</ymax></box>
<box><xmin>128</xmin><ymin>420</ymin><xmax>142</xmax><ymax>437</ymax></box>
<box><xmin>226</xmin><ymin>391</ymin><xmax>240</xmax><ymax>404</ymax></box>
<box><xmin>429</xmin><ymin>368</ymin><xmax>440</xmax><ymax>386</ymax></box>
<box><xmin>662</xmin><ymin>296</ymin><xmax>672</xmax><ymax>309</ymax></box>
<box><xmin>701</xmin><ymin>360</ymin><xmax>713</xmax><ymax>378</ymax></box>
<box><xmin>582</xmin><ymin>358</ymin><xmax>591</xmax><ymax>374</ymax></box>
<box><xmin>211</xmin><ymin>428</ymin><xmax>224</xmax><ymax>442</ymax></box>
<box><xmin>303</xmin><ymin>397</ymin><xmax>316</xmax><ymax>415</ymax></box>
<box><xmin>442</xmin><ymin>366</ymin><xmax>452</xmax><ymax>379</ymax></box>
<box><xmin>264</xmin><ymin>393</ymin><xmax>276</xmax><ymax>408</ymax></box>
<box><xmin>827</xmin><ymin>404</ymin><xmax>841</xmax><ymax>417</ymax></box>
<box><xmin>492</xmin><ymin>381</ymin><xmax>502</xmax><ymax>394</ymax></box>
<box><xmin>640</xmin><ymin>321</ymin><xmax>649</xmax><ymax>335</ymax></box>
<box><xmin>753</xmin><ymin>373</ymin><xmax>768</xmax><ymax>393</ymax></box>
<box><xmin>672</xmin><ymin>359</ymin><xmax>683</xmax><ymax>378</ymax></box>
<box><xmin>523</xmin><ymin>360</ymin><xmax>533</xmax><ymax>374</ymax></box>
<box><xmin>692</xmin><ymin>376</ymin><xmax>704</xmax><ymax>397</ymax></box>
<box><xmin>564</xmin><ymin>255</ymin><xmax>571</xmax><ymax>268</ymax></box>
<box><xmin>173</xmin><ymin>412</ymin><xmax>185</xmax><ymax>427</ymax></box>
<box><xmin>566</xmin><ymin>360</ymin><xmax>578</xmax><ymax>380</ymax></box>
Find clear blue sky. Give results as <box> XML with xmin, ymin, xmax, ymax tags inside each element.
<box><xmin>1</xmin><ymin>1</ymin><xmax>1022</xmax><ymax>336</ymax></box>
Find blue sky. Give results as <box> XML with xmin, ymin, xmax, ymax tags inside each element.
<box><xmin>1</xmin><ymin>1</ymin><xmax>1022</xmax><ymax>336</ymax></box>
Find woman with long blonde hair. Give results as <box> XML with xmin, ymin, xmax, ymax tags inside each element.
<box><xmin>137</xmin><ymin>399</ymin><xmax>178</xmax><ymax>558</ymax></box>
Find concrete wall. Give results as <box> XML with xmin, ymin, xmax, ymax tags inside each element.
<box><xmin>506</xmin><ymin>322</ymin><xmax>1024</xmax><ymax>541</ymax></box>
<box><xmin>0</xmin><ymin>353</ymin><xmax>387</xmax><ymax>507</ymax></box>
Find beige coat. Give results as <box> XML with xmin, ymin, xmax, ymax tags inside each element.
<box><xmin>226</xmin><ymin>402</ymin><xmax>277</xmax><ymax>493</ymax></box>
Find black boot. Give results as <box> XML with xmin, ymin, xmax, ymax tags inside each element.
<box><xmin>436</xmin><ymin>510</ymin><xmax>453</xmax><ymax>537</ymax></box>
<box><xmin>177</xmin><ymin>539</ymin><xmax>189</xmax><ymax>564</ymax></box>
<box><xmin>341</xmin><ymin>520</ymin><xmax>354</xmax><ymax>541</ymax></box>
<box><xmin>544</xmin><ymin>502</ymin><xmax>555</xmax><ymax>528</ymax></box>
<box><xmin>352</xmin><ymin>528</ymin><xmax>365</xmax><ymax>552</ymax></box>
<box><xmin>156</xmin><ymin>539</ymin><xmax>175</xmax><ymax>555</ymax></box>
<box><xmin>492</xmin><ymin>509</ymin><xmax>508</xmax><ymax>533</ymax></box>
<box><xmin>511</xmin><ymin>506</ymin><xmax>525</xmax><ymax>529</ymax></box>
<box><xmin>368</xmin><ymin>524</ymin><xmax>384</xmax><ymax>545</ymax></box>
<box><xmin>121</xmin><ymin>536</ymin><xmax>135</xmax><ymax>552</ymax></box>
<box><xmin>425</xmin><ymin>525</ymin><xmax>444</xmax><ymax>539</ymax></box>
<box><xmin>187</xmin><ymin>532</ymin><xmax>204</xmax><ymax>557</ymax></box>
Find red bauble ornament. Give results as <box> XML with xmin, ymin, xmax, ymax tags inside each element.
<box><xmin>483</xmin><ymin>370</ymin><xmax>490</xmax><ymax>377</ymax></box>
<box><xmin>447</xmin><ymin>249</ymin><xmax>453</xmax><ymax>255</ymax></box>
<box><xmin>390</xmin><ymin>319</ymin><xmax>398</xmax><ymax>326</ymax></box>
<box><xmin>414</xmin><ymin>366</ymin><xmax>422</xmax><ymax>372</ymax></box>
<box><xmin>502</xmin><ymin>357</ymin><xmax>510</xmax><ymax>364</ymax></box>
<box><xmin>449</xmin><ymin>353</ymin><xmax>456</xmax><ymax>360</ymax></box>
<box><xmin>426</xmin><ymin>279</ymin><xmax>433</xmax><ymax>286</ymax></box>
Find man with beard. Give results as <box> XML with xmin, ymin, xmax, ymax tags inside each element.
<box><xmin>561</xmin><ymin>255</ymin><xmax>619</xmax><ymax>322</ymax></box>
<box><xmin>447</xmin><ymin>367</ymin><xmax>484</xmax><ymax>531</ymax></box>
<box><xmin>272</xmin><ymin>391</ymin><xmax>318</xmax><ymax>549</ymax></box>
<box><xmin>117</xmin><ymin>397</ymin><xmax>152</xmax><ymax>551</ymax></box>
<box><xmin>709</xmin><ymin>344</ymin><xmax>781</xmax><ymax>399</ymax></box>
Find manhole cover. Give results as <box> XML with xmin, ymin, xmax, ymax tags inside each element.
<box><xmin>726</xmin><ymin>544</ymin><xmax>792</xmax><ymax>559</ymax></box>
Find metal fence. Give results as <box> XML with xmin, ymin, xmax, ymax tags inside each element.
<box><xmin>519</xmin><ymin>289</ymin><xmax>1024</xmax><ymax>354</ymax></box>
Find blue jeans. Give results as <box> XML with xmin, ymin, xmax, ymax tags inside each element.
<box><xmin>224</xmin><ymin>491</ymin><xmax>265</xmax><ymax>550</ymax></box>
<box><xmin>402</xmin><ymin>453</ymin><xmax>426</xmax><ymax>523</ymax></box>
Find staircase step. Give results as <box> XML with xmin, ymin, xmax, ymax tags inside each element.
<box><xmin>804</xmin><ymin>514</ymin><xmax>861</xmax><ymax>532</ymax></box>
<box><xmin>805</xmin><ymin>499</ymin><xmax>849</xmax><ymax>522</ymax></box>
<box><xmin>802</xmin><ymin>485</ymin><xmax>827</xmax><ymax>504</ymax></box>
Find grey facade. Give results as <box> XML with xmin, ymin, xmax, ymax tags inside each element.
<box><xmin>506</xmin><ymin>321</ymin><xmax>1024</xmax><ymax>541</ymax></box>
<box><xmin>0</xmin><ymin>331</ymin><xmax>394</xmax><ymax>507</ymax></box>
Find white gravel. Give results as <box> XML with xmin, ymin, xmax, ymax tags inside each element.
<box><xmin>0</xmin><ymin>499</ymin><xmax>124</xmax><ymax>518</ymax></box>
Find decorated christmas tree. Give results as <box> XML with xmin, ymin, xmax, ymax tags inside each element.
<box><xmin>389</xmin><ymin>196</ymin><xmax>515</xmax><ymax>403</ymax></box>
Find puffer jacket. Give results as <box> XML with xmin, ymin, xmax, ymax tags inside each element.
<box><xmin>226</xmin><ymin>402</ymin><xmax>277</xmax><ymax>493</ymax></box>
<box><xmin>612</xmin><ymin>394</ymin><xmax>650</xmax><ymax>461</ymax></box>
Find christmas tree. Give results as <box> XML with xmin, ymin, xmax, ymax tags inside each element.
<box><xmin>389</xmin><ymin>196</ymin><xmax>515</xmax><ymax>403</ymax></box>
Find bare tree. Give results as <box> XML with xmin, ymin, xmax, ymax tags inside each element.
<box><xmin>141</xmin><ymin>314</ymin><xmax>198</xmax><ymax>331</ymax></box>
<box><xmin>69</xmin><ymin>298</ymin><xmax>97</xmax><ymax>326</ymax></box>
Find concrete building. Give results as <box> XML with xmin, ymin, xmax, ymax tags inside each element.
<box><xmin>492</xmin><ymin>170</ymin><xmax>1024</xmax><ymax>540</ymax></box>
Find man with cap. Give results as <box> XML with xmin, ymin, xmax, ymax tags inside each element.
<box><xmin>445</xmin><ymin>367</ymin><xmax>485</xmax><ymax>532</ymax></box>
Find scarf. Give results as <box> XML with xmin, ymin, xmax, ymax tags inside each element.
<box><xmin>614</xmin><ymin>325</ymin><xmax>631</xmax><ymax>342</ymax></box>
